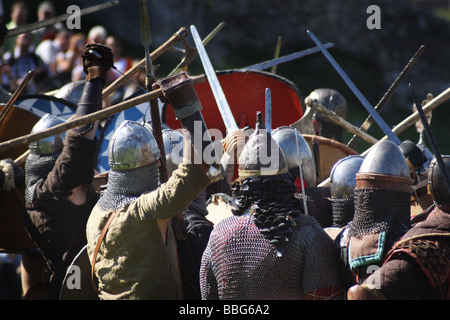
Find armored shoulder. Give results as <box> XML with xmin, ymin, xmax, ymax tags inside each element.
<box><xmin>385</xmin><ymin>237</ymin><xmax>450</xmax><ymax>287</ymax></box>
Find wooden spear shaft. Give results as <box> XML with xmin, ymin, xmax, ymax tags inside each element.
<box><xmin>317</xmin><ymin>86</ymin><xmax>450</xmax><ymax>187</ymax></box>
<box><xmin>102</xmin><ymin>27</ymin><xmax>188</xmax><ymax>99</ymax></box>
<box><xmin>0</xmin><ymin>74</ymin><xmax>206</xmax><ymax>153</ymax></box>
<box><xmin>314</xmin><ymin>101</ymin><xmax>379</xmax><ymax>145</ymax></box>
<box><xmin>365</xmin><ymin>86</ymin><xmax>450</xmax><ymax>155</ymax></box>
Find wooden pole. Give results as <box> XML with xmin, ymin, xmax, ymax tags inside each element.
<box><xmin>102</xmin><ymin>27</ymin><xmax>187</xmax><ymax>99</ymax></box>
<box><xmin>0</xmin><ymin>74</ymin><xmax>206</xmax><ymax>153</ymax></box>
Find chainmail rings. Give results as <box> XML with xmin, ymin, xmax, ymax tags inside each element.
<box><xmin>348</xmin><ymin>188</ymin><xmax>411</xmax><ymax>238</ymax></box>
<box><xmin>231</xmin><ymin>174</ymin><xmax>302</xmax><ymax>255</ymax></box>
<box><xmin>331</xmin><ymin>197</ymin><xmax>355</xmax><ymax>228</ymax></box>
<box><xmin>97</xmin><ymin>162</ymin><xmax>159</xmax><ymax>211</ymax></box>
<box><xmin>25</xmin><ymin>152</ymin><xmax>60</xmax><ymax>202</ymax></box>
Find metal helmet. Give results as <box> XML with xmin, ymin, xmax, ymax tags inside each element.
<box><xmin>272</xmin><ymin>126</ymin><xmax>316</xmax><ymax>187</ymax></box>
<box><xmin>428</xmin><ymin>155</ymin><xmax>450</xmax><ymax>207</ymax></box>
<box><xmin>330</xmin><ymin>155</ymin><xmax>364</xmax><ymax>198</ymax></box>
<box><xmin>238</xmin><ymin>112</ymin><xmax>287</xmax><ymax>177</ymax></box>
<box><xmin>356</xmin><ymin>140</ymin><xmax>412</xmax><ymax>191</ymax></box>
<box><xmin>108</xmin><ymin>120</ymin><xmax>160</xmax><ymax>171</ymax></box>
<box><xmin>161</xmin><ymin>126</ymin><xmax>184</xmax><ymax>176</ymax></box>
<box><xmin>29</xmin><ymin>113</ymin><xmax>65</xmax><ymax>155</ymax></box>
<box><xmin>308</xmin><ymin>88</ymin><xmax>347</xmax><ymax>120</ymax></box>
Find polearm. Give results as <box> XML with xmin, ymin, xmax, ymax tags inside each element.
<box><xmin>168</xmin><ymin>22</ymin><xmax>225</xmax><ymax>76</ymax></box>
<box><xmin>347</xmin><ymin>45</ymin><xmax>425</xmax><ymax>149</ymax></box>
<box><xmin>307</xmin><ymin>30</ymin><xmax>402</xmax><ymax>146</ymax></box>
<box><xmin>376</xmin><ymin>87</ymin><xmax>450</xmax><ymax>146</ymax></box>
<box><xmin>139</xmin><ymin>0</ymin><xmax>167</xmax><ymax>182</ymax></box>
<box><xmin>0</xmin><ymin>75</ymin><xmax>207</xmax><ymax>153</ymax></box>
<box><xmin>409</xmin><ymin>83</ymin><xmax>450</xmax><ymax>192</ymax></box>
<box><xmin>0</xmin><ymin>70</ymin><xmax>34</xmax><ymax>125</ymax></box>
<box><xmin>102</xmin><ymin>27</ymin><xmax>188</xmax><ymax>99</ymax></box>
<box><xmin>319</xmin><ymin>86</ymin><xmax>450</xmax><ymax>187</ymax></box>
<box><xmin>6</xmin><ymin>1</ymin><xmax>119</xmax><ymax>38</ymax></box>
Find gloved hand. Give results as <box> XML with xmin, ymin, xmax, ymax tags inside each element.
<box><xmin>81</xmin><ymin>43</ymin><xmax>114</xmax><ymax>84</ymax></box>
<box><xmin>157</xmin><ymin>72</ymin><xmax>202</xmax><ymax>120</ymax></box>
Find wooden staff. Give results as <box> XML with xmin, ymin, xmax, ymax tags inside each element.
<box><xmin>0</xmin><ymin>70</ymin><xmax>35</xmax><ymax>125</ymax></box>
<box><xmin>363</xmin><ymin>86</ymin><xmax>450</xmax><ymax>156</ymax></box>
<box><xmin>0</xmin><ymin>74</ymin><xmax>206</xmax><ymax>153</ymax></box>
<box><xmin>102</xmin><ymin>27</ymin><xmax>188</xmax><ymax>99</ymax></box>
<box><xmin>318</xmin><ymin>87</ymin><xmax>449</xmax><ymax>187</ymax></box>
<box><xmin>313</xmin><ymin>101</ymin><xmax>379</xmax><ymax>145</ymax></box>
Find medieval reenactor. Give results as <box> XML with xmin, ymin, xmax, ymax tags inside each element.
<box><xmin>23</xmin><ymin>43</ymin><xmax>113</xmax><ymax>299</ymax></box>
<box><xmin>161</xmin><ymin>125</ymin><xmax>214</xmax><ymax>299</ymax></box>
<box><xmin>335</xmin><ymin>140</ymin><xmax>413</xmax><ymax>289</ymax></box>
<box><xmin>272</xmin><ymin>126</ymin><xmax>316</xmax><ymax>189</ymax></box>
<box><xmin>86</xmin><ymin>72</ymin><xmax>223</xmax><ymax>299</ymax></box>
<box><xmin>329</xmin><ymin>155</ymin><xmax>364</xmax><ymax>229</ymax></box>
<box><xmin>306</xmin><ymin>88</ymin><xmax>347</xmax><ymax>143</ymax></box>
<box><xmin>348</xmin><ymin>156</ymin><xmax>450</xmax><ymax>300</ymax></box>
<box><xmin>271</xmin><ymin>125</ymin><xmax>332</xmax><ymax>228</ymax></box>
<box><xmin>199</xmin><ymin>114</ymin><xmax>344</xmax><ymax>300</ymax></box>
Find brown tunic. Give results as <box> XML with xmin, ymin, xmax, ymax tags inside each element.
<box><xmin>361</xmin><ymin>206</ymin><xmax>450</xmax><ymax>299</ymax></box>
<box><xmin>24</xmin><ymin>130</ymin><xmax>99</xmax><ymax>299</ymax></box>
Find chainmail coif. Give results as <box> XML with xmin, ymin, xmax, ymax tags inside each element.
<box><xmin>97</xmin><ymin>162</ymin><xmax>159</xmax><ymax>211</ymax></box>
<box><xmin>348</xmin><ymin>188</ymin><xmax>411</xmax><ymax>238</ymax></box>
<box><xmin>231</xmin><ymin>174</ymin><xmax>302</xmax><ymax>255</ymax></box>
<box><xmin>331</xmin><ymin>196</ymin><xmax>355</xmax><ymax>228</ymax></box>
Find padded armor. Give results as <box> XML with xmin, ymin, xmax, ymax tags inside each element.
<box><xmin>385</xmin><ymin>237</ymin><xmax>450</xmax><ymax>287</ymax></box>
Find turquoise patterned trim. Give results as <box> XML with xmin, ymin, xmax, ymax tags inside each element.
<box><xmin>348</xmin><ymin>231</ymin><xmax>386</xmax><ymax>271</ymax></box>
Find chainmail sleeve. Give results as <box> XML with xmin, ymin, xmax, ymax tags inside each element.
<box><xmin>300</xmin><ymin>220</ymin><xmax>344</xmax><ymax>299</ymax></box>
<box><xmin>199</xmin><ymin>242</ymin><xmax>219</xmax><ymax>300</ymax></box>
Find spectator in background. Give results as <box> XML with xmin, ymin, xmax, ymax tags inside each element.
<box><xmin>36</xmin><ymin>29</ymin><xmax>71</xmax><ymax>79</ymax></box>
<box><xmin>0</xmin><ymin>22</ymin><xmax>13</xmax><ymax>98</ymax></box>
<box><xmin>87</xmin><ymin>25</ymin><xmax>107</xmax><ymax>44</ymax></box>
<box><xmin>32</xmin><ymin>1</ymin><xmax>64</xmax><ymax>46</ymax></box>
<box><xmin>105</xmin><ymin>35</ymin><xmax>132</xmax><ymax>83</ymax></box>
<box><xmin>55</xmin><ymin>33</ymin><xmax>85</xmax><ymax>83</ymax></box>
<box><xmin>3</xmin><ymin>1</ymin><xmax>29</xmax><ymax>54</ymax></box>
<box><xmin>2</xmin><ymin>32</ymin><xmax>49</xmax><ymax>93</ymax></box>
<box><xmin>0</xmin><ymin>0</ymin><xmax>4</xmax><ymax>23</ymax></box>
<box><xmin>104</xmin><ymin>35</ymin><xmax>133</xmax><ymax>103</ymax></box>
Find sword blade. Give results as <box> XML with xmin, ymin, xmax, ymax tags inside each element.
<box><xmin>347</xmin><ymin>45</ymin><xmax>425</xmax><ymax>149</ymax></box>
<box><xmin>6</xmin><ymin>1</ymin><xmax>119</xmax><ymax>38</ymax></box>
<box><xmin>245</xmin><ymin>43</ymin><xmax>334</xmax><ymax>71</ymax></box>
<box><xmin>191</xmin><ymin>25</ymin><xmax>238</xmax><ymax>132</ymax></box>
<box><xmin>307</xmin><ymin>30</ymin><xmax>401</xmax><ymax>146</ymax></box>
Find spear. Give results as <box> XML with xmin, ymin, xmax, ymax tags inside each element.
<box><xmin>168</xmin><ymin>22</ymin><xmax>225</xmax><ymax>76</ymax></box>
<box><xmin>0</xmin><ymin>75</ymin><xmax>206</xmax><ymax>153</ymax></box>
<box><xmin>102</xmin><ymin>27</ymin><xmax>187</xmax><ymax>99</ymax></box>
<box><xmin>0</xmin><ymin>70</ymin><xmax>34</xmax><ymax>125</ymax></box>
<box><xmin>6</xmin><ymin>1</ymin><xmax>119</xmax><ymax>38</ymax></box>
<box><xmin>139</xmin><ymin>0</ymin><xmax>167</xmax><ymax>182</ymax></box>
<box><xmin>346</xmin><ymin>45</ymin><xmax>425</xmax><ymax>149</ymax></box>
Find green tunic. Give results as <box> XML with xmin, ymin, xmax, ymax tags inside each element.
<box><xmin>86</xmin><ymin>162</ymin><xmax>211</xmax><ymax>300</ymax></box>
